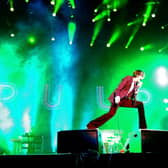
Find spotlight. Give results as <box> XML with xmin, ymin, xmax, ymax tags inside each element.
<box><xmin>52</xmin><ymin>13</ymin><xmax>56</xmax><ymax>17</ymax></box>
<box><xmin>70</xmin><ymin>15</ymin><xmax>74</xmax><ymax>19</ymax></box>
<box><xmin>161</xmin><ymin>26</ymin><xmax>165</xmax><ymax>29</ymax></box>
<box><xmin>10</xmin><ymin>33</ymin><xmax>15</xmax><ymax>37</ymax></box>
<box><xmin>163</xmin><ymin>98</ymin><xmax>168</xmax><ymax>103</ymax></box>
<box><xmin>50</xmin><ymin>0</ymin><xmax>55</xmax><ymax>5</ymax></box>
<box><xmin>27</xmin><ymin>36</ymin><xmax>36</xmax><ymax>45</ymax></box>
<box><xmin>113</xmin><ymin>8</ymin><xmax>117</xmax><ymax>12</ymax></box>
<box><xmin>10</xmin><ymin>7</ymin><xmax>14</xmax><ymax>12</ymax></box>
<box><xmin>155</xmin><ymin>66</ymin><xmax>168</xmax><ymax>86</ymax></box>
<box><xmin>140</xmin><ymin>47</ymin><xmax>144</xmax><ymax>51</ymax></box>
<box><xmin>90</xmin><ymin>43</ymin><xmax>93</xmax><ymax>47</ymax></box>
<box><xmin>94</xmin><ymin>9</ymin><xmax>98</xmax><ymax>13</ymax></box>
<box><xmin>107</xmin><ymin>18</ymin><xmax>111</xmax><ymax>22</ymax></box>
<box><xmin>107</xmin><ymin>4</ymin><xmax>111</xmax><ymax>9</ymax></box>
<box><xmin>51</xmin><ymin>37</ymin><xmax>55</xmax><ymax>41</ymax></box>
<box><xmin>92</xmin><ymin>19</ymin><xmax>95</xmax><ymax>23</ymax></box>
<box><xmin>151</xmin><ymin>13</ymin><xmax>156</xmax><ymax>18</ymax></box>
<box><xmin>142</xmin><ymin>23</ymin><xmax>146</xmax><ymax>27</ymax></box>
<box><xmin>161</xmin><ymin>24</ymin><xmax>168</xmax><ymax>29</ymax></box>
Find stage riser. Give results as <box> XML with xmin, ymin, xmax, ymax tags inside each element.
<box><xmin>130</xmin><ymin>129</ymin><xmax>168</xmax><ymax>153</ymax></box>
<box><xmin>57</xmin><ymin>129</ymin><xmax>168</xmax><ymax>154</ymax></box>
<box><xmin>0</xmin><ymin>154</ymin><xmax>167</xmax><ymax>166</ymax></box>
<box><xmin>57</xmin><ymin>129</ymin><xmax>103</xmax><ymax>154</ymax></box>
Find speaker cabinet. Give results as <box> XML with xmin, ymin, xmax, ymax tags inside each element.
<box><xmin>57</xmin><ymin>129</ymin><xmax>103</xmax><ymax>154</ymax></box>
<box><xmin>129</xmin><ymin>129</ymin><xmax>168</xmax><ymax>153</ymax></box>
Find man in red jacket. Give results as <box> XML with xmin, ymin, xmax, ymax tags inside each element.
<box><xmin>87</xmin><ymin>70</ymin><xmax>147</xmax><ymax>129</ymax></box>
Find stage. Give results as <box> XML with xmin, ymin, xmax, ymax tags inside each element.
<box><xmin>0</xmin><ymin>153</ymin><xmax>167</xmax><ymax>166</ymax></box>
<box><xmin>0</xmin><ymin>2</ymin><xmax>168</xmax><ymax>166</ymax></box>
<box><xmin>2</xmin><ymin>129</ymin><xmax>168</xmax><ymax>166</ymax></box>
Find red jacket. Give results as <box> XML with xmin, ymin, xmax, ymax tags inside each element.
<box><xmin>108</xmin><ymin>76</ymin><xmax>140</xmax><ymax>104</ymax></box>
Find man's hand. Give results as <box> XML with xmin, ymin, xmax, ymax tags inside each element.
<box><xmin>115</xmin><ymin>96</ymin><xmax>120</xmax><ymax>104</ymax></box>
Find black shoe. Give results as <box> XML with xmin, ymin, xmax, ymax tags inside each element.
<box><xmin>87</xmin><ymin>123</ymin><xmax>97</xmax><ymax>129</ymax></box>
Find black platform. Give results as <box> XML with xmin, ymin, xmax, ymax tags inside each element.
<box><xmin>0</xmin><ymin>153</ymin><xmax>167</xmax><ymax>166</ymax></box>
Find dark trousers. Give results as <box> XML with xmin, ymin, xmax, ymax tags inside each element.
<box><xmin>87</xmin><ymin>98</ymin><xmax>147</xmax><ymax>129</ymax></box>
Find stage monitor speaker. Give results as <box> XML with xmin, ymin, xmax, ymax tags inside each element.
<box><xmin>57</xmin><ymin>129</ymin><xmax>103</xmax><ymax>154</ymax></box>
<box><xmin>129</xmin><ymin>129</ymin><xmax>168</xmax><ymax>153</ymax></box>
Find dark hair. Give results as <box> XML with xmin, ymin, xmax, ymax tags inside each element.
<box><xmin>133</xmin><ymin>70</ymin><xmax>144</xmax><ymax>77</ymax></box>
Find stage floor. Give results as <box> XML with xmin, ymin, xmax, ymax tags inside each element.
<box><xmin>0</xmin><ymin>153</ymin><xmax>167</xmax><ymax>166</ymax></box>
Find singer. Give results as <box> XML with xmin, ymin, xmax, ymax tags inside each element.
<box><xmin>87</xmin><ymin>70</ymin><xmax>147</xmax><ymax>129</ymax></box>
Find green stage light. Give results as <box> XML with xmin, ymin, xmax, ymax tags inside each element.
<box><xmin>140</xmin><ymin>44</ymin><xmax>153</xmax><ymax>51</ymax></box>
<box><xmin>151</xmin><ymin>13</ymin><xmax>156</xmax><ymax>18</ymax></box>
<box><xmin>142</xmin><ymin>2</ymin><xmax>154</xmax><ymax>27</ymax></box>
<box><xmin>10</xmin><ymin>7</ymin><xmax>14</xmax><ymax>12</ymax></box>
<box><xmin>68</xmin><ymin>0</ymin><xmax>76</xmax><ymax>9</ymax></box>
<box><xmin>27</xmin><ymin>36</ymin><xmax>36</xmax><ymax>45</ymax></box>
<box><xmin>90</xmin><ymin>43</ymin><xmax>93</xmax><ymax>47</ymax></box>
<box><xmin>142</xmin><ymin>23</ymin><xmax>146</xmax><ymax>27</ymax></box>
<box><xmin>127</xmin><ymin>18</ymin><xmax>142</xmax><ymax>27</ymax></box>
<box><xmin>52</xmin><ymin>12</ymin><xmax>56</xmax><ymax>17</ymax></box>
<box><xmin>68</xmin><ymin>21</ymin><xmax>76</xmax><ymax>45</ymax></box>
<box><xmin>125</xmin><ymin>25</ymin><xmax>140</xmax><ymax>48</ymax></box>
<box><xmin>10</xmin><ymin>33</ymin><xmax>15</xmax><ymax>37</ymax></box>
<box><xmin>52</xmin><ymin>0</ymin><xmax>64</xmax><ymax>16</ymax></box>
<box><xmin>158</xmin><ymin>44</ymin><xmax>168</xmax><ymax>53</ymax></box>
<box><xmin>107</xmin><ymin>27</ymin><xmax>121</xmax><ymax>46</ymax></box>
<box><xmin>94</xmin><ymin>9</ymin><xmax>98</xmax><ymax>13</ymax></box>
<box><xmin>113</xmin><ymin>8</ymin><xmax>117</xmax><ymax>12</ymax></box>
<box><xmin>50</xmin><ymin>0</ymin><xmax>55</xmax><ymax>5</ymax></box>
<box><xmin>107</xmin><ymin>18</ymin><xmax>111</xmax><ymax>22</ymax></box>
<box><xmin>92</xmin><ymin>10</ymin><xmax>108</xmax><ymax>22</ymax></box>
<box><xmin>161</xmin><ymin>26</ymin><xmax>164</xmax><ymax>30</ymax></box>
<box><xmin>90</xmin><ymin>20</ymin><xmax>104</xmax><ymax>46</ymax></box>
<box><xmin>140</xmin><ymin>47</ymin><xmax>144</xmax><ymax>51</ymax></box>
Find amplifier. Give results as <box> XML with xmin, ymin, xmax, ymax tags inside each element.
<box><xmin>57</xmin><ymin>129</ymin><xmax>103</xmax><ymax>154</ymax></box>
